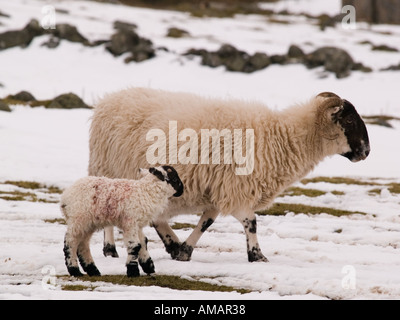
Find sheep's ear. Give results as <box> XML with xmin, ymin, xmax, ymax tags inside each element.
<box><xmin>317</xmin><ymin>92</ymin><xmax>340</xmax><ymax>99</ymax></box>
<box><xmin>328</xmin><ymin>105</ymin><xmax>343</xmax><ymax>118</ymax></box>
<box><xmin>316</xmin><ymin>98</ymin><xmax>344</xmax><ymax>139</ymax></box>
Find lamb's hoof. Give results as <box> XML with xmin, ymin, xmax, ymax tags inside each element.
<box><xmin>139</xmin><ymin>257</ymin><xmax>155</xmax><ymax>275</ymax></box>
<box><xmin>67</xmin><ymin>266</ymin><xmax>83</xmax><ymax>277</ymax></box>
<box><xmin>103</xmin><ymin>243</ymin><xmax>119</xmax><ymax>258</ymax></box>
<box><xmin>127</xmin><ymin>262</ymin><xmax>140</xmax><ymax>277</ymax></box>
<box><xmin>174</xmin><ymin>242</ymin><xmax>193</xmax><ymax>261</ymax></box>
<box><xmin>248</xmin><ymin>247</ymin><xmax>269</xmax><ymax>262</ymax></box>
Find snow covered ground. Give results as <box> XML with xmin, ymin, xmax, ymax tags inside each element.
<box><xmin>0</xmin><ymin>0</ymin><xmax>399</xmax><ymax>300</ymax></box>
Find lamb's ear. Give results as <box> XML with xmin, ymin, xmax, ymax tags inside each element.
<box><xmin>149</xmin><ymin>167</ymin><xmax>165</xmax><ymax>181</ymax></box>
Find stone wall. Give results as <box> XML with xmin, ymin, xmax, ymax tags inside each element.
<box><xmin>342</xmin><ymin>0</ymin><xmax>400</xmax><ymax>24</ymax></box>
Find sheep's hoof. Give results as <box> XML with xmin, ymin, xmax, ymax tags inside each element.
<box><xmin>139</xmin><ymin>257</ymin><xmax>155</xmax><ymax>275</ymax></box>
<box><xmin>103</xmin><ymin>243</ymin><xmax>119</xmax><ymax>258</ymax></box>
<box><xmin>166</xmin><ymin>241</ymin><xmax>181</xmax><ymax>260</ymax></box>
<box><xmin>67</xmin><ymin>266</ymin><xmax>83</xmax><ymax>277</ymax></box>
<box><xmin>86</xmin><ymin>264</ymin><xmax>101</xmax><ymax>277</ymax></box>
<box><xmin>248</xmin><ymin>247</ymin><xmax>269</xmax><ymax>262</ymax></box>
<box><xmin>174</xmin><ymin>242</ymin><xmax>193</xmax><ymax>261</ymax></box>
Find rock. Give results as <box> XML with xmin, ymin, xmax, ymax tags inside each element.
<box><xmin>288</xmin><ymin>45</ymin><xmax>305</xmax><ymax>59</ymax></box>
<box><xmin>352</xmin><ymin>62</ymin><xmax>373</xmax><ymax>73</ymax></box>
<box><xmin>51</xmin><ymin>24</ymin><xmax>90</xmax><ymax>45</ymax></box>
<box><xmin>317</xmin><ymin>14</ymin><xmax>337</xmax><ymax>31</ymax></box>
<box><xmin>113</xmin><ymin>20</ymin><xmax>137</xmax><ymax>31</ymax></box>
<box><xmin>9</xmin><ymin>91</ymin><xmax>36</xmax><ymax>102</ymax></box>
<box><xmin>186</xmin><ymin>44</ymin><xmax>270</xmax><ymax>73</ymax></box>
<box><xmin>371</xmin><ymin>44</ymin><xmax>399</xmax><ymax>52</ymax></box>
<box><xmin>0</xmin><ymin>10</ymin><xmax>11</xmax><ymax>18</ymax></box>
<box><xmin>217</xmin><ymin>44</ymin><xmax>248</xmax><ymax>72</ymax></box>
<box><xmin>0</xmin><ymin>19</ymin><xmax>43</xmax><ymax>50</ymax></box>
<box><xmin>381</xmin><ymin>62</ymin><xmax>400</xmax><ymax>71</ymax></box>
<box><xmin>246</xmin><ymin>52</ymin><xmax>270</xmax><ymax>72</ymax></box>
<box><xmin>47</xmin><ymin>93</ymin><xmax>90</xmax><ymax>109</ymax></box>
<box><xmin>270</xmin><ymin>54</ymin><xmax>289</xmax><ymax>64</ymax></box>
<box><xmin>166</xmin><ymin>27</ymin><xmax>190</xmax><ymax>38</ymax></box>
<box><xmin>201</xmin><ymin>52</ymin><xmax>223</xmax><ymax>68</ymax></box>
<box><xmin>0</xmin><ymin>100</ymin><xmax>11</xmax><ymax>112</ymax></box>
<box><xmin>0</xmin><ymin>19</ymin><xmax>89</xmax><ymax>50</ymax></box>
<box><xmin>106</xmin><ymin>28</ymin><xmax>155</xmax><ymax>62</ymax></box>
<box><xmin>106</xmin><ymin>29</ymin><xmax>140</xmax><ymax>56</ymax></box>
<box><xmin>304</xmin><ymin>46</ymin><xmax>354</xmax><ymax>78</ymax></box>
<box><xmin>41</xmin><ymin>36</ymin><xmax>60</xmax><ymax>49</ymax></box>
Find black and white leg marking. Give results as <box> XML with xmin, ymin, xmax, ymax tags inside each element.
<box><xmin>126</xmin><ymin>241</ymin><xmax>142</xmax><ymax>277</ymax></box>
<box><xmin>103</xmin><ymin>226</ymin><xmax>119</xmax><ymax>258</ymax></box>
<box><xmin>175</xmin><ymin>208</ymin><xmax>219</xmax><ymax>261</ymax></box>
<box><xmin>232</xmin><ymin>211</ymin><xmax>268</xmax><ymax>262</ymax></box>
<box><xmin>77</xmin><ymin>232</ymin><xmax>101</xmax><ymax>276</ymax></box>
<box><xmin>153</xmin><ymin>220</ymin><xmax>181</xmax><ymax>259</ymax></box>
<box><xmin>64</xmin><ymin>232</ymin><xmax>83</xmax><ymax>277</ymax></box>
<box><xmin>138</xmin><ymin>229</ymin><xmax>155</xmax><ymax>275</ymax></box>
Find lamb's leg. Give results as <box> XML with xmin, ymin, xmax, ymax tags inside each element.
<box><xmin>64</xmin><ymin>231</ymin><xmax>83</xmax><ymax>277</ymax></box>
<box><xmin>138</xmin><ymin>229</ymin><xmax>155</xmax><ymax>275</ymax></box>
<box><xmin>175</xmin><ymin>208</ymin><xmax>219</xmax><ymax>261</ymax></box>
<box><xmin>232</xmin><ymin>210</ymin><xmax>268</xmax><ymax>262</ymax></box>
<box><xmin>123</xmin><ymin>226</ymin><xmax>142</xmax><ymax>277</ymax></box>
<box><xmin>103</xmin><ymin>226</ymin><xmax>119</xmax><ymax>258</ymax></box>
<box><xmin>77</xmin><ymin>232</ymin><xmax>101</xmax><ymax>276</ymax></box>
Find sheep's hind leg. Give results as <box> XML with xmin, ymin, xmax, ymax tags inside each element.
<box><xmin>64</xmin><ymin>232</ymin><xmax>83</xmax><ymax>277</ymax></box>
<box><xmin>175</xmin><ymin>208</ymin><xmax>219</xmax><ymax>261</ymax></box>
<box><xmin>152</xmin><ymin>219</ymin><xmax>181</xmax><ymax>260</ymax></box>
<box><xmin>138</xmin><ymin>229</ymin><xmax>155</xmax><ymax>275</ymax></box>
<box><xmin>103</xmin><ymin>226</ymin><xmax>119</xmax><ymax>258</ymax></box>
<box><xmin>78</xmin><ymin>232</ymin><xmax>101</xmax><ymax>276</ymax></box>
<box><xmin>232</xmin><ymin>210</ymin><xmax>268</xmax><ymax>262</ymax></box>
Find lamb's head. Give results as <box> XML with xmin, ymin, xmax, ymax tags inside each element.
<box><xmin>148</xmin><ymin>165</ymin><xmax>184</xmax><ymax>197</ymax></box>
<box><xmin>316</xmin><ymin>92</ymin><xmax>370</xmax><ymax>162</ymax></box>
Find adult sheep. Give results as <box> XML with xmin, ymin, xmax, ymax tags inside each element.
<box><xmin>89</xmin><ymin>88</ymin><xmax>370</xmax><ymax>262</ymax></box>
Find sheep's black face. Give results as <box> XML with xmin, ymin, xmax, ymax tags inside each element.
<box><xmin>149</xmin><ymin>166</ymin><xmax>184</xmax><ymax>197</ymax></box>
<box><xmin>334</xmin><ymin>100</ymin><xmax>370</xmax><ymax>162</ymax></box>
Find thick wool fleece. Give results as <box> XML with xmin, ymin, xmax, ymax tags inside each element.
<box><xmin>61</xmin><ymin>174</ymin><xmax>175</xmax><ymax>236</ymax></box>
<box><xmin>89</xmin><ymin>88</ymin><xmax>350</xmax><ymax>215</ymax></box>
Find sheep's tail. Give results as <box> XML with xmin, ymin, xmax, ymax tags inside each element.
<box><xmin>60</xmin><ymin>202</ymin><xmax>68</xmax><ymax>219</ymax></box>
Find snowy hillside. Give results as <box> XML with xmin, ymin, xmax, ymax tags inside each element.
<box><xmin>0</xmin><ymin>0</ymin><xmax>400</xmax><ymax>300</ymax></box>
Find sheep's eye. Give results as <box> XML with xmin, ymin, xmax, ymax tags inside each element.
<box><xmin>346</xmin><ymin>117</ymin><xmax>354</xmax><ymax>124</ymax></box>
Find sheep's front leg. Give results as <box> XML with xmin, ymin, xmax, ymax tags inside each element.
<box><xmin>175</xmin><ymin>208</ymin><xmax>219</xmax><ymax>261</ymax></box>
<box><xmin>152</xmin><ymin>219</ymin><xmax>181</xmax><ymax>259</ymax></box>
<box><xmin>232</xmin><ymin>210</ymin><xmax>268</xmax><ymax>262</ymax></box>
<box><xmin>103</xmin><ymin>226</ymin><xmax>119</xmax><ymax>258</ymax></box>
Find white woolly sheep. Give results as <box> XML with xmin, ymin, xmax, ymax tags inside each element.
<box><xmin>89</xmin><ymin>88</ymin><xmax>370</xmax><ymax>263</ymax></box>
<box><xmin>61</xmin><ymin>165</ymin><xmax>183</xmax><ymax>277</ymax></box>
